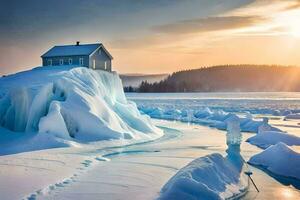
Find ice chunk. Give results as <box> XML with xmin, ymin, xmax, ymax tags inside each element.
<box><xmin>249</xmin><ymin>142</ymin><xmax>300</xmax><ymax>180</ymax></box>
<box><xmin>194</xmin><ymin>107</ymin><xmax>213</xmax><ymax>118</ymax></box>
<box><xmin>246</xmin><ymin>131</ymin><xmax>300</xmax><ymax>149</ymax></box>
<box><xmin>257</xmin><ymin>117</ymin><xmax>272</xmax><ymax>134</ymax></box>
<box><xmin>159</xmin><ymin>153</ymin><xmax>247</xmax><ymax>200</ymax></box>
<box><xmin>284</xmin><ymin>113</ymin><xmax>300</xmax><ymax>120</ymax></box>
<box><xmin>225</xmin><ymin>114</ymin><xmax>241</xmax><ymax>145</ymax></box>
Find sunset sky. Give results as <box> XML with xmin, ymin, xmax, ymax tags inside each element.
<box><xmin>1</xmin><ymin>0</ymin><xmax>300</xmax><ymax>75</ymax></box>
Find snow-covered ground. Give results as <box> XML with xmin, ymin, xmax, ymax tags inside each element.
<box><xmin>127</xmin><ymin>92</ymin><xmax>300</xmax><ymax>195</ymax></box>
<box><xmin>1</xmin><ymin>68</ymin><xmax>300</xmax><ymax>199</ymax></box>
<box><xmin>1</xmin><ymin>120</ymin><xmax>299</xmax><ymax>200</ymax></box>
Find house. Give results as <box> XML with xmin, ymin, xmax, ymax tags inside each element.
<box><xmin>41</xmin><ymin>42</ymin><xmax>113</xmax><ymax>71</ymax></box>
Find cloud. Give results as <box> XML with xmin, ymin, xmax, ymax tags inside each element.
<box><xmin>281</xmin><ymin>1</ymin><xmax>300</xmax><ymax>11</ymax></box>
<box><xmin>152</xmin><ymin>15</ymin><xmax>266</xmax><ymax>35</ymax></box>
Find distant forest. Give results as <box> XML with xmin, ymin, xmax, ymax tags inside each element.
<box><xmin>124</xmin><ymin>65</ymin><xmax>300</xmax><ymax>92</ymax></box>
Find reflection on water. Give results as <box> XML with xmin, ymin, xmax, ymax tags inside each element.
<box><xmin>279</xmin><ymin>187</ymin><xmax>298</xmax><ymax>199</ymax></box>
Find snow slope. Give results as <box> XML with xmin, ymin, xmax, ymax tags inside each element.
<box><xmin>248</xmin><ymin>142</ymin><xmax>300</xmax><ymax>180</ymax></box>
<box><xmin>159</xmin><ymin>153</ymin><xmax>247</xmax><ymax>200</ymax></box>
<box><xmin>0</xmin><ymin>66</ymin><xmax>162</xmax><ymax>154</ymax></box>
<box><xmin>246</xmin><ymin>131</ymin><xmax>300</xmax><ymax>149</ymax></box>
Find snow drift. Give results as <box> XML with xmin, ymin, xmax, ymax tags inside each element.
<box><xmin>0</xmin><ymin>66</ymin><xmax>162</xmax><ymax>150</ymax></box>
<box><xmin>248</xmin><ymin>142</ymin><xmax>300</xmax><ymax>180</ymax></box>
<box><xmin>246</xmin><ymin>131</ymin><xmax>300</xmax><ymax>149</ymax></box>
<box><xmin>159</xmin><ymin>153</ymin><xmax>247</xmax><ymax>200</ymax></box>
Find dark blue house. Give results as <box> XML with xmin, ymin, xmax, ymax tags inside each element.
<box><xmin>41</xmin><ymin>42</ymin><xmax>113</xmax><ymax>71</ymax></box>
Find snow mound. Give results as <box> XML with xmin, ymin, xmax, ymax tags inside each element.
<box><xmin>249</xmin><ymin>142</ymin><xmax>300</xmax><ymax>180</ymax></box>
<box><xmin>159</xmin><ymin>153</ymin><xmax>247</xmax><ymax>200</ymax></box>
<box><xmin>0</xmin><ymin>66</ymin><xmax>162</xmax><ymax>149</ymax></box>
<box><xmin>246</xmin><ymin>131</ymin><xmax>300</xmax><ymax>149</ymax></box>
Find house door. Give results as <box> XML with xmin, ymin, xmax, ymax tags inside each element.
<box><xmin>93</xmin><ymin>59</ymin><xmax>96</xmax><ymax>69</ymax></box>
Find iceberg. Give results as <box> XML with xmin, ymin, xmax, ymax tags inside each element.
<box><xmin>0</xmin><ymin>66</ymin><xmax>162</xmax><ymax>152</ymax></box>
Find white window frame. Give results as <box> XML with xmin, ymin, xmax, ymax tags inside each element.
<box><xmin>79</xmin><ymin>58</ymin><xmax>84</xmax><ymax>66</ymax></box>
<box><xmin>59</xmin><ymin>59</ymin><xmax>64</xmax><ymax>65</ymax></box>
<box><xmin>93</xmin><ymin>59</ymin><xmax>96</xmax><ymax>69</ymax></box>
<box><xmin>104</xmin><ymin>61</ymin><xmax>107</xmax><ymax>70</ymax></box>
<box><xmin>69</xmin><ymin>58</ymin><xmax>72</xmax><ymax>65</ymax></box>
<box><xmin>48</xmin><ymin>59</ymin><xmax>52</xmax><ymax>66</ymax></box>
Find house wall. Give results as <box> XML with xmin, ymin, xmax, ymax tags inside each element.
<box><xmin>42</xmin><ymin>55</ymin><xmax>89</xmax><ymax>67</ymax></box>
<box><xmin>89</xmin><ymin>47</ymin><xmax>112</xmax><ymax>71</ymax></box>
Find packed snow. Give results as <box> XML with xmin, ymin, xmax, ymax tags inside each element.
<box><xmin>248</xmin><ymin>142</ymin><xmax>300</xmax><ymax>180</ymax></box>
<box><xmin>0</xmin><ymin>66</ymin><xmax>162</xmax><ymax>154</ymax></box>
<box><xmin>246</xmin><ymin>131</ymin><xmax>300</xmax><ymax>149</ymax></box>
<box><xmin>159</xmin><ymin>153</ymin><xmax>247</xmax><ymax>200</ymax></box>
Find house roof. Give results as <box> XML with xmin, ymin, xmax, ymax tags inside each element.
<box><xmin>41</xmin><ymin>43</ymin><xmax>113</xmax><ymax>59</ymax></box>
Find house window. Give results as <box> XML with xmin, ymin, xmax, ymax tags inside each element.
<box><xmin>48</xmin><ymin>59</ymin><xmax>52</xmax><ymax>66</ymax></box>
<box><xmin>69</xmin><ymin>58</ymin><xmax>72</xmax><ymax>65</ymax></box>
<box><xmin>98</xmin><ymin>49</ymin><xmax>101</xmax><ymax>55</ymax></box>
<box><xmin>104</xmin><ymin>61</ymin><xmax>107</xmax><ymax>70</ymax></box>
<box><xmin>79</xmin><ymin>58</ymin><xmax>84</xmax><ymax>66</ymax></box>
<box><xmin>93</xmin><ymin>59</ymin><xmax>96</xmax><ymax>69</ymax></box>
<box><xmin>59</xmin><ymin>59</ymin><xmax>64</xmax><ymax>65</ymax></box>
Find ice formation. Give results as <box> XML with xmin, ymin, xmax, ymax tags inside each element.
<box><xmin>249</xmin><ymin>142</ymin><xmax>300</xmax><ymax>180</ymax></box>
<box><xmin>138</xmin><ymin>106</ymin><xmax>277</xmax><ymax>133</ymax></box>
<box><xmin>246</xmin><ymin>130</ymin><xmax>300</xmax><ymax>149</ymax></box>
<box><xmin>257</xmin><ymin>117</ymin><xmax>272</xmax><ymax>134</ymax></box>
<box><xmin>159</xmin><ymin>153</ymin><xmax>247</xmax><ymax>200</ymax></box>
<box><xmin>225</xmin><ymin>114</ymin><xmax>241</xmax><ymax>145</ymax></box>
<box><xmin>0</xmin><ymin>66</ymin><xmax>162</xmax><ymax>149</ymax></box>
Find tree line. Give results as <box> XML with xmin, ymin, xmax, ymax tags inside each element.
<box><xmin>124</xmin><ymin>64</ymin><xmax>300</xmax><ymax>92</ymax></box>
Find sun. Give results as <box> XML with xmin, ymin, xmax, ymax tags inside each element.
<box><xmin>286</xmin><ymin>12</ymin><xmax>300</xmax><ymax>38</ymax></box>
<box><xmin>290</xmin><ymin>24</ymin><xmax>300</xmax><ymax>38</ymax></box>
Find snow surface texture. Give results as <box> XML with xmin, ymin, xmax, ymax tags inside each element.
<box><xmin>0</xmin><ymin>66</ymin><xmax>162</xmax><ymax>153</ymax></box>
<box><xmin>246</xmin><ymin>131</ymin><xmax>300</xmax><ymax>149</ymax></box>
<box><xmin>249</xmin><ymin>142</ymin><xmax>300</xmax><ymax>180</ymax></box>
<box><xmin>159</xmin><ymin>153</ymin><xmax>247</xmax><ymax>200</ymax></box>
<box><xmin>139</xmin><ymin>106</ymin><xmax>280</xmax><ymax>133</ymax></box>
